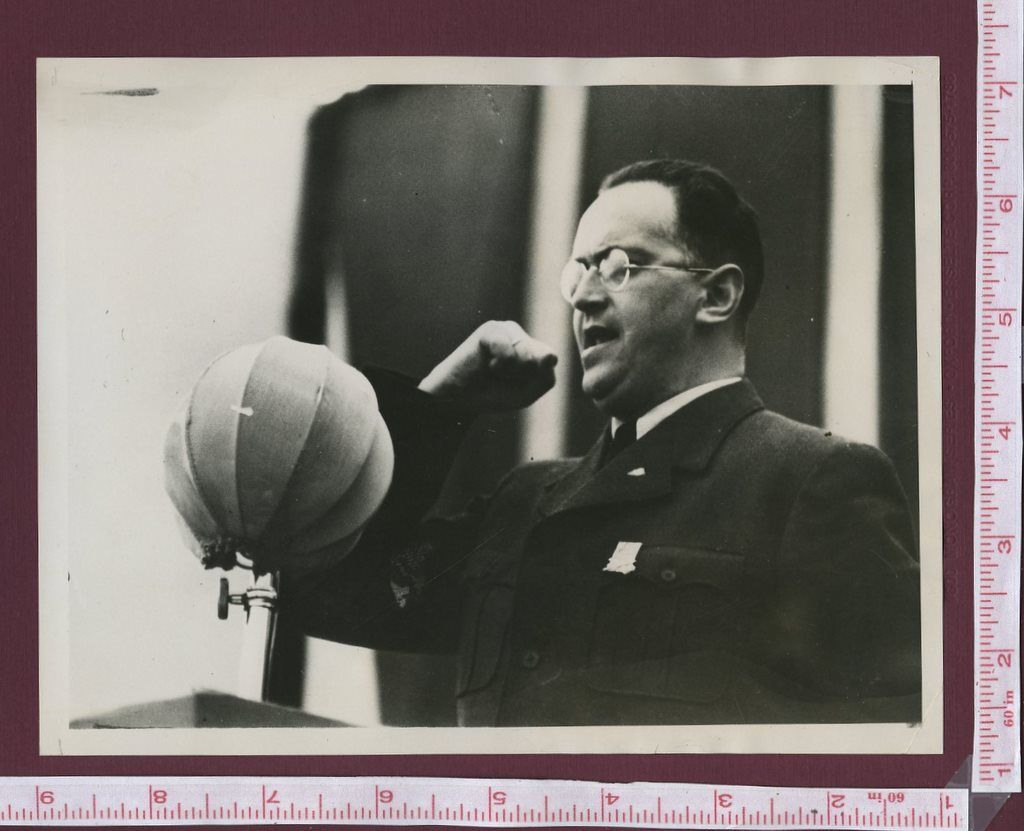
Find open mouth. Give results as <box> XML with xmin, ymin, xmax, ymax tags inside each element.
<box><xmin>582</xmin><ymin>325</ymin><xmax>618</xmax><ymax>349</ymax></box>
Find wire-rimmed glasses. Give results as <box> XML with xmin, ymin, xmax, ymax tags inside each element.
<box><xmin>560</xmin><ymin>247</ymin><xmax>715</xmax><ymax>303</ymax></box>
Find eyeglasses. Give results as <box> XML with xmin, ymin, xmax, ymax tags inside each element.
<box><xmin>559</xmin><ymin>247</ymin><xmax>715</xmax><ymax>303</ymax></box>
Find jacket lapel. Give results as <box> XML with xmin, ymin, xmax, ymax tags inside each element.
<box><xmin>538</xmin><ymin>379</ymin><xmax>764</xmax><ymax>517</ymax></box>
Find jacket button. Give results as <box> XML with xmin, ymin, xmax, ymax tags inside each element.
<box><xmin>660</xmin><ymin>568</ymin><xmax>677</xmax><ymax>582</ymax></box>
<box><xmin>521</xmin><ymin>650</ymin><xmax>540</xmax><ymax>669</ymax></box>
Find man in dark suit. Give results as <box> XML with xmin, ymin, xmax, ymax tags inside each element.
<box><xmin>285</xmin><ymin>159</ymin><xmax>921</xmax><ymax>726</ymax></box>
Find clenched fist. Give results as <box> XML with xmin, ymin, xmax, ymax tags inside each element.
<box><xmin>418</xmin><ymin>321</ymin><xmax>557</xmax><ymax>413</ymax></box>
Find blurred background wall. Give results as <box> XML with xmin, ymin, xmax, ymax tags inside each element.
<box><xmin>282</xmin><ymin>83</ymin><xmax>919</xmax><ymax>726</ymax></box>
<box><xmin>40</xmin><ymin>63</ymin><xmax>384</xmax><ymax>725</ymax></box>
<box><xmin>44</xmin><ymin>70</ymin><xmax>917</xmax><ymax>726</ymax></box>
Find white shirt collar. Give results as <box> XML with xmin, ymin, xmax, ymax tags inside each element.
<box><xmin>612</xmin><ymin>377</ymin><xmax>743</xmax><ymax>440</ymax></box>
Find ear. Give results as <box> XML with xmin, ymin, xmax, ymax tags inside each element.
<box><xmin>695</xmin><ymin>264</ymin><xmax>745</xmax><ymax>326</ymax></box>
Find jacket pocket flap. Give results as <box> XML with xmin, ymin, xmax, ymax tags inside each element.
<box><xmin>630</xmin><ymin>545</ymin><xmax>746</xmax><ymax>590</ymax></box>
<box><xmin>586</xmin><ymin>650</ymin><xmax>734</xmax><ymax>704</ymax></box>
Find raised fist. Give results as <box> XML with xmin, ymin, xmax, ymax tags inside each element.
<box><xmin>418</xmin><ymin>320</ymin><xmax>557</xmax><ymax>413</ymax></box>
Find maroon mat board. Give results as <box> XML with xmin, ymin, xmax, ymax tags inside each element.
<box><xmin>1</xmin><ymin>1</ymin><xmax>1019</xmax><ymax>830</ymax></box>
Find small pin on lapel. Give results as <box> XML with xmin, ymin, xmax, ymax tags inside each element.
<box><xmin>604</xmin><ymin>541</ymin><xmax>642</xmax><ymax>574</ymax></box>
<box><xmin>627</xmin><ymin>467</ymin><xmax>646</xmax><ymax>477</ymax></box>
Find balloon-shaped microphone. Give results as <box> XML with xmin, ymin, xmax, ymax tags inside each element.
<box><xmin>164</xmin><ymin>336</ymin><xmax>394</xmax><ymax>575</ymax></box>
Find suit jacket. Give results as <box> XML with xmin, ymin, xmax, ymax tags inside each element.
<box><xmin>285</xmin><ymin>372</ymin><xmax>922</xmax><ymax>726</ymax></box>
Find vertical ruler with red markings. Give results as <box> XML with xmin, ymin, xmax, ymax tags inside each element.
<box><xmin>973</xmin><ymin>0</ymin><xmax>1023</xmax><ymax>795</ymax></box>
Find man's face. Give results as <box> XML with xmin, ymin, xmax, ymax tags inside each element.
<box><xmin>569</xmin><ymin>181</ymin><xmax>705</xmax><ymax>419</ymax></box>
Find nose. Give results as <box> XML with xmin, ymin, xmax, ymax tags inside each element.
<box><xmin>570</xmin><ymin>265</ymin><xmax>610</xmax><ymax>313</ymax></box>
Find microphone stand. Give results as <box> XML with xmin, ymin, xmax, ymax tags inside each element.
<box><xmin>217</xmin><ymin>554</ymin><xmax>279</xmax><ymax>702</ymax></box>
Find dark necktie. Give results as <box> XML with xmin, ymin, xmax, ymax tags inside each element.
<box><xmin>602</xmin><ymin>419</ymin><xmax>637</xmax><ymax>466</ymax></box>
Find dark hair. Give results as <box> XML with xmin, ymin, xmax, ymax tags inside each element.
<box><xmin>600</xmin><ymin>159</ymin><xmax>764</xmax><ymax>320</ymax></box>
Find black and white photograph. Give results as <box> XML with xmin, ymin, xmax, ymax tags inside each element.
<box><xmin>37</xmin><ymin>57</ymin><xmax>942</xmax><ymax>754</ymax></box>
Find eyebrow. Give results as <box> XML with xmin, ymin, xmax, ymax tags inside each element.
<box><xmin>573</xmin><ymin>244</ymin><xmax>656</xmax><ymax>265</ymax></box>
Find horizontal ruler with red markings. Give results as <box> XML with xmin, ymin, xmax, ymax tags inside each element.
<box><xmin>0</xmin><ymin>777</ymin><xmax>968</xmax><ymax>828</ymax></box>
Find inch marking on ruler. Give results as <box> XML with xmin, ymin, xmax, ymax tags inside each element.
<box><xmin>0</xmin><ymin>777</ymin><xmax>968</xmax><ymax>828</ymax></box>
<box><xmin>973</xmin><ymin>0</ymin><xmax>1023</xmax><ymax>794</ymax></box>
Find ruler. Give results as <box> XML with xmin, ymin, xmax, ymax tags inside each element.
<box><xmin>973</xmin><ymin>0</ymin><xmax>1023</xmax><ymax>794</ymax></box>
<box><xmin>0</xmin><ymin>777</ymin><xmax>968</xmax><ymax>829</ymax></box>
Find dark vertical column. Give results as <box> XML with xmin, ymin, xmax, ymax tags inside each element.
<box><xmin>286</xmin><ymin>85</ymin><xmax>539</xmax><ymax>725</ymax></box>
<box><xmin>288</xmin><ymin>104</ymin><xmax>345</xmax><ymax>346</ymax></box>
<box><xmin>269</xmin><ymin>107</ymin><xmax>345</xmax><ymax>710</ymax></box>
<box><xmin>266</xmin><ymin>617</ymin><xmax>306</xmax><ymax>709</ymax></box>
<box><xmin>320</xmin><ymin>86</ymin><xmax>538</xmax><ymax>509</ymax></box>
<box><xmin>878</xmin><ymin>85</ymin><xmax>920</xmax><ymax>531</ymax></box>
